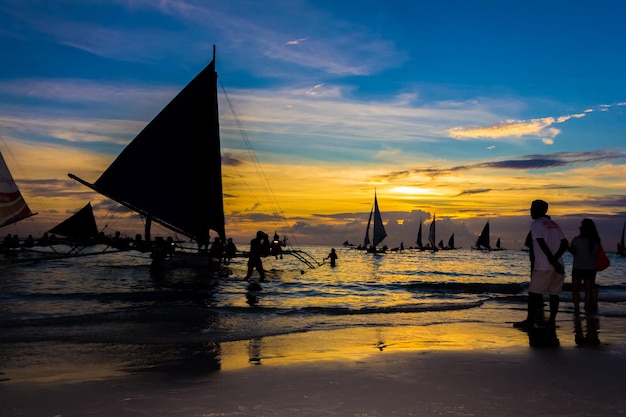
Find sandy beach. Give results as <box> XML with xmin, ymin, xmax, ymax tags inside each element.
<box><xmin>2</xmin><ymin>316</ymin><xmax>626</xmax><ymax>417</ymax></box>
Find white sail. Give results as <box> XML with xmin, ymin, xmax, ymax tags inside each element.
<box><xmin>0</xmin><ymin>151</ymin><xmax>36</xmax><ymax>229</ymax></box>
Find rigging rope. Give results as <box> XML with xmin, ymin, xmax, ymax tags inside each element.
<box><xmin>218</xmin><ymin>79</ymin><xmax>321</xmax><ymax>267</ymax></box>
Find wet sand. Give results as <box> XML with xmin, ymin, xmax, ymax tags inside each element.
<box><xmin>2</xmin><ymin>317</ymin><xmax>626</xmax><ymax>417</ymax></box>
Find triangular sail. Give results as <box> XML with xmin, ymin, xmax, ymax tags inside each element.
<box><xmin>69</xmin><ymin>49</ymin><xmax>225</xmax><ymax>244</ymax></box>
<box><xmin>447</xmin><ymin>233</ymin><xmax>455</xmax><ymax>249</ymax></box>
<box><xmin>372</xmin><ymin>193</ymin><xmax>387</xmax><ymax>248</ymax></box>
<box><xmin>475</xmin><ymin>221</ymin><xmax>490</xmax><ymax>249</ymax></box>
<box><xmin>428</xmin><ymin>214</ymin><xmax>436</xmax><ymax>248</ymax></box>
<box><xmin>416</xmin><ymin>219</ymin><xmax>423</xmax><ymax>249</ymax></box>
<box><xmin>0</xmin><ymin>151</ymin><xmax>37</xmax><ymax>229</ymax></box>
<box><xmin>495</xmin><ymin>237</ymin><xmax>501</xmax><ymax>249</ymax></box>
<box><xmin>48</xmin><ymin>202</ymin><xmax>99</xmax><ymax>240</ymax></box>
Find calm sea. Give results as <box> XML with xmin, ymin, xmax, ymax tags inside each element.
<box><xmin>1</xmin><ymin>245</ymin><xmax>625</xmax><ymax>379</ymax></box>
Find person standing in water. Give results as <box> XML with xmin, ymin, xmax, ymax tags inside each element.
<box><xmin>324</xmin><ymin>248</ymin><xmax>338</xmax><ymax>267</ymax></box>
<box><xmin>569</xmin><ymin>218</ymin><xmax>601</xmax><ymax>314</ymax></box>
<box><xmin>243</xmin><ymin>231</ymin><xmax>270</xmax><ymax>282</ymax></box>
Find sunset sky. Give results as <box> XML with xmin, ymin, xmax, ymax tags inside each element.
<box><xmin>1</xmin><ymin>0</ymin><xmax>625</xmax><ymax>249</ymax></box>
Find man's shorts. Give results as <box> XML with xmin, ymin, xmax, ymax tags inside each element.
<box><xmin>529</xmin><ymin>269</ymin><xmax>564</xmax><ymax>295</ymax></box>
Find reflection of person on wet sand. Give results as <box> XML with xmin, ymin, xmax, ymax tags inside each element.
<box><xmin>247</xmin><ymin>337</ymin><xmax>262</xmax><ymax>364</ymax></box>
<box><xmin>574</xmin><ymin>315</ymin><xmax>601</xmax><ymax>346</ymax></box>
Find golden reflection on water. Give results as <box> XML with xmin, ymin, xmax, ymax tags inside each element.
<box><xmin>218</xmin><ymin>322</ymin><xmax>529</xmax><ymax>371</ymax></box>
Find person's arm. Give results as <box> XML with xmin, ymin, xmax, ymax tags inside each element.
<box><xmin>554</xmin><ymin>238</ymin><xmax>569</xmax><ymax>259</ymax></box>
<box><xmin>536</xmin><ymin>237</ymin><xmax>566</xmax><ymax>274</ymax></box>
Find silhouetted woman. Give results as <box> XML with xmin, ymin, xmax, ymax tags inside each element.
<box><xmin>569</xmin><ymin>218</ymin><xmax>601</xmax><ymax>314</ymax></box>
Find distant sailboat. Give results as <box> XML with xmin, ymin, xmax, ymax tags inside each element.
<box><xmin>364</xmin><ymin>192</ymin><xmax>387</xmax><ymax>253</ymax></box>
<box><xmin>415</xmin><ymin>218</ymin><xmax>424</xmax><ymax>250</ymax></box>
<box><xmin>473</xmin><ymin>221</ymin><xmax>504</xmax><ymax>251</ymax></box>
<box><xmin>474</xmin><ymin>221</ymin><xmax>490</xmax><ymax>250</ymax></box>
<box><xmin>428</xmin><ymin>214</ymin><xmax>437</xmax><ymax>251</ymax></box>
<box><xmin>447</xmin><ymin>233</ymin><xmax>456</xmax><ymax>250</ymax></box>
<box><xmin>0</xmin><ymin>151</ymin><xmax>37</xmax><ymax>229</ymax></box>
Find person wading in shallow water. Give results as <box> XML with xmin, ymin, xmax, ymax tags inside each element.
<box><xmin>514</xmin><ymin>199</ymin><xmax>568</xmax><ymax>329</ymax></box>
<box><xmin>243</xmin><ymin>231</ymin><xmax>270</xmax><ymax>282</ymax></box>
<box><xmin>324</xmin><ymin>248</ymin><xmax>338</xmax><ymax>267</ymax></box>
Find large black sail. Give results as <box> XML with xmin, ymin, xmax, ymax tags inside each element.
<box><xmin>70</xmin><ymin>52</ymin><xmax>225</xmax><ymax>243</ymax></box>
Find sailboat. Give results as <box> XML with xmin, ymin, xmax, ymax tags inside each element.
<box><xmin>68</xmin><ymin>47</ymin><xmax>321</xmax><ymax>270</ymax></box>
<box><xmin>473</xmin><ymin>221</ymin><xmax>490</xmax><ymax>250</ymax></box>
<box><xmin>415</xmin><ymin>218</ymin><xmax>424</xmax><ymax>250</ymax></box>
<box><xmin>428</xmin><ymin>214</ymin><xmax>437</xmax><ymax>251</ymax></box>
<box><xmin>446</xmin><ymin>233</ymin><xmax>456</xmax><ymax>250</ymax></box>
<box><xmin>16</xmin><ymin>202</ymin><xmax>127</xmax><ymax>262</ymax></box>
<box><xmin>0</xmin><ymin>151</ymin><xmax>38</xmax><ymax>257</ymax></box>
<box><xmin>47</xmin><ymin>202</ymin><xmax>100</xmax><ymax>244</ymax></box>
<box><xmin>69</xmin><ymin>47</ymin><xmax>225</xmax><ymax>268</ymax></box>
<box><xmin>473</xmin><ymin>221</ymin><xmax>504</xmax><ymax>251</ymax></box>
<box><xmin>363</xmin><ymin>192</ymin><xmax>387</xmax><ymax>253</ymax></box>
<box><xmin>0</xmin><ymin>151</ymin><xmax>37</xmax><ymax>231</ymax></box>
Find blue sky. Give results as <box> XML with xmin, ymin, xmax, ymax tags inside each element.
<box><xmin>1</xmin><ymin>0</ymin><xmax>625</xmax><ymax>248</ymax></box>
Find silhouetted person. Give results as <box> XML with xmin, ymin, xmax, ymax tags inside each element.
<box><xmin>569</xmin><ymin>218</ymin><xmax>601</xmax><ymax>314</ymax></box>
<box><xmin>514</xmin><ymin>200</ymin><xmax>568</xmax><ymax>329</ymax></box>
<box><xmin>324</xmin><ymin>248</ymin><xmax>338</xmax><ymax>267</ymax></box>
<box><xmin>208</xmin><ymin>237</ymin><xmax>224</xmax><ymax>269</ymax></box>
<box><xmin>223</xmin><ymin>238</ymin><xmax>237</xmax><ymax>265</ymax></box>
<box><xmin>243</xmin><ymin>231</ymin><xmax>270</xmax><ymax>282</ymax></box>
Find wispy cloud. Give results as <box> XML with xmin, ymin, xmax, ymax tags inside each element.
<box><xmin>382</xmin><ymin>150</ymin><xmax>626</xmax><ymax>180</ymax></box>
<box><xmin>448</xmin><ymin>113</ymin><xmax>586</xmax><ymax>144</ymax></box>
<box><xmin>285</xmin><ymin>37</ymin><xmax>309</xmax><ymax>45</ymax></box>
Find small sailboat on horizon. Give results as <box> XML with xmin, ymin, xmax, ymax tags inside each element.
<box><xmin>428</xmin><ymin>214</ymin><xmax>438</xmax><ymax>252</ymax></box>
<box><xmin>363</xmin><ymin>192</ymin><xmax>387</xmax><ymax>253</ymax></box>
<box><xmin>415</xmin><ymin>218</ymin><xmax>425</xmax><ymax>250</ymax></box>
<box><xmin>472</xmin><ymin>221</ymin><xmax>504</xmax><ymax>251</ymax></box>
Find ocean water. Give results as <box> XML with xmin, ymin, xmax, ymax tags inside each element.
<box><xmin>1</xmin><ymin>245</ymin><xmax>625</xmax><ymax>380</ymax></box>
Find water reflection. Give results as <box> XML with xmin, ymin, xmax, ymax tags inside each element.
<box><xmin>248</xmin><ymin>337</ymin><xmax>263</xmax><ymax>365</ymax></box>
<box><xmin>574</xmin><ymin>315</ymin><xmax>601</xmax><ymax>346</ymax></box>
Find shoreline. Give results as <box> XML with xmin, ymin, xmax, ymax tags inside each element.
<box><xmin>2</xmin><ymin>316</ymin><xmax>626</xmax><ymax>416</ymax></box>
